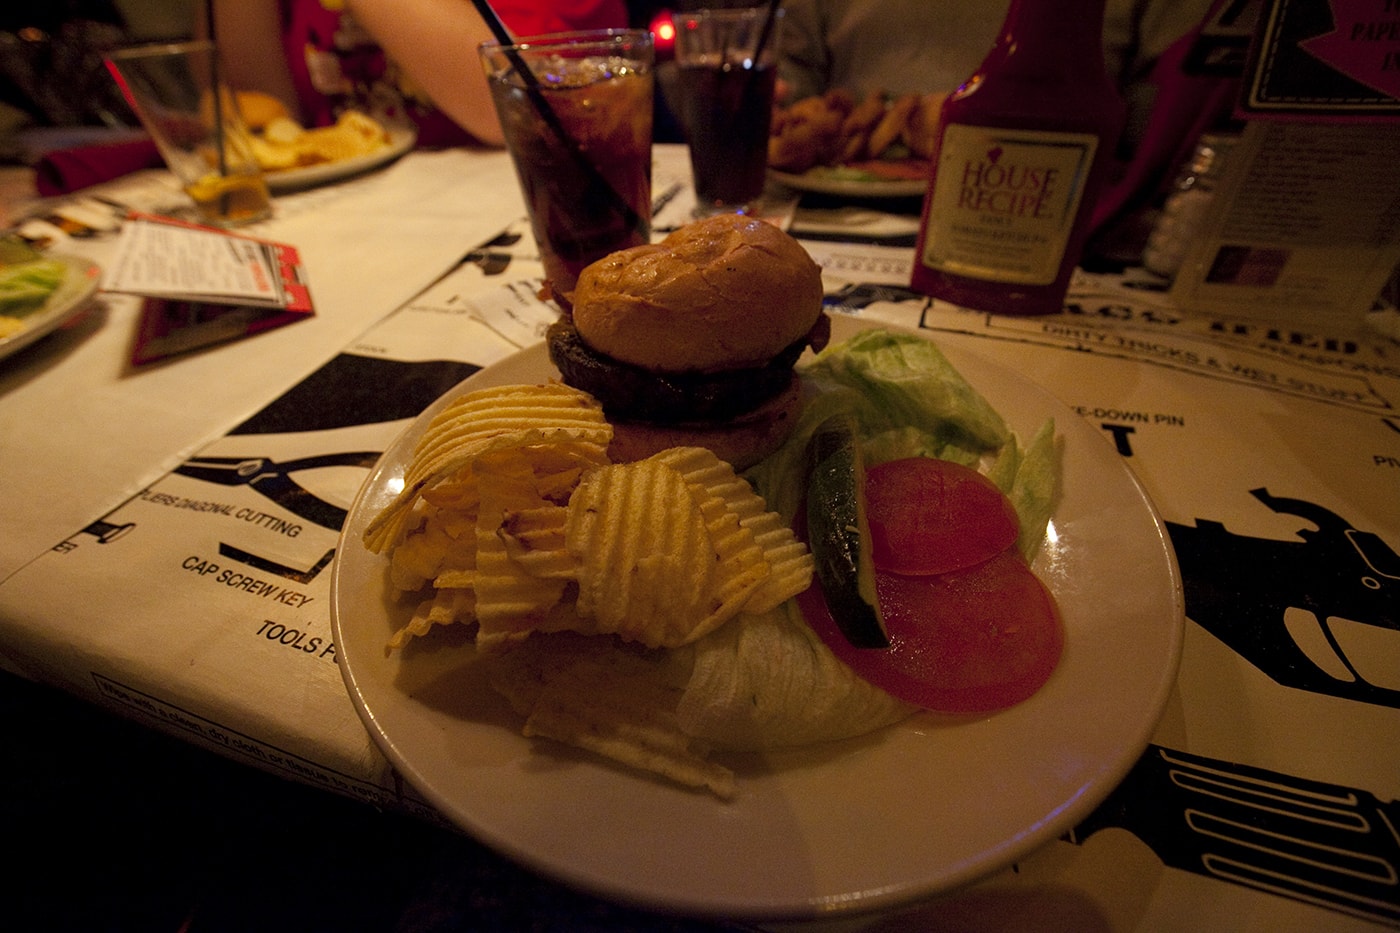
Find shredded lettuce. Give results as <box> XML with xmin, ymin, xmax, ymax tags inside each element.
<box><xmin>675</xmin><ymin>604</ymin><xmax>914</xmax><ymax>751</ymax></box>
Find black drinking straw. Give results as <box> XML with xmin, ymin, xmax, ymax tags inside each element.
<box><xmin>469</xmin><ymin>0</ymin><xmax>645</xmax><ymax>240</ymax></box>
<box><xmin>204</xmin><ymin>1</ymin><xmax>227</xmax><ymax>175</ymax></box>
<box><xmin>204</xmin><ymin>0</ymin><xmax>232</xmax><ymax>217</ymax></box>
<box><xmin>751</xmin><ymin>0</ymin><xmax>782</xmax><ymax>69</ymax></box>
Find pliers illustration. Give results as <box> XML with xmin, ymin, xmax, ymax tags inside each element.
<box><xmin>174</xmin><ymin>451</ymin><xmax>381</xmax><ymax>531</ymax></box>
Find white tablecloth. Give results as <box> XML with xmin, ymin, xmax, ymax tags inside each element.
<box><xmin>0</xmin><ymin>147</ymin><xmax>520</xmax><ymax>582</ymax></box>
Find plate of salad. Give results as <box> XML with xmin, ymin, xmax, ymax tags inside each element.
<box><xmin>330</xmin><ymin>317</ymin><xmax>1184</xmax><ymax>920</ymax></box>
<box><xmin>0</xmin><ymin>239</ymin><xmax>101</xmax><ymax>362</ymax></box>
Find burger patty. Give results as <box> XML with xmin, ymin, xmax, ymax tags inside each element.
<box><xmin>547</xmin><ymin>314</ymin><xmax>830</xmax><ymax>424</ymax></box>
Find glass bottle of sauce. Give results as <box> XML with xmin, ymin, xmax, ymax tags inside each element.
<box><xmin>910</xmin><ymin>0</ymin><xmax>1125</xmax><ymax>315</ymax></box>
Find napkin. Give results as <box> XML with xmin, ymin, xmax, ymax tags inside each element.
<box><xmin>34</xmin><ymin>137</ymin><xmax>164</xmax><ymax>196</ymax></box>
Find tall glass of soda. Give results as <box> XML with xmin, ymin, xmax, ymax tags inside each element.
<box><xmin>480</xmin><ymin>30</ymin><xmax>654</xmax><ymax>295</ymax></box>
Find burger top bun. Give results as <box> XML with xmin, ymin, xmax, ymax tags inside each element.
<box><xmin>236</xmin><ymin>90</ymin><xmax>293</xmax><ymax>130</ymax></box>
<box><xmin>570</xmin><ymin>214</ymin><xmax>824</xmax><ymax>373</ymax></box>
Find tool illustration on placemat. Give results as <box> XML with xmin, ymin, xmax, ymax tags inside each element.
<box><xmin>174</xmin><ymin>451</ymin><xmax>381</xmax><ymax>582</ymax></box>
<box><xmin>175</xmin><ymin>453</ymin><xmax>379</xmax><ymax>530</ymax></box>
<box><xmin>80</xmin><ymin>519</ymin><xmax>136</xmax><ymax>544</ymax></box>
<box><xmin>1068</xmin><ymin>743</ymin><xmax>1400</xmax><ymax>926</ymax></box>
<box><xmin>1167</xmin><ymin>488</ymin><xmax>1400</xmax><ymax>708</ymax></box>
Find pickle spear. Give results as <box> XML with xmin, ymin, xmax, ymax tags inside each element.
<box><xmin>804</xmin><ymin>413</ymin><xmax>890</xmax><ymax>648</ymax></box>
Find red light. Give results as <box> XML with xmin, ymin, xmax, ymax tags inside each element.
<box><xmin>649</xmin><ymin>10</ymin><xmax>676</xmax><ymax>59</ymax></box>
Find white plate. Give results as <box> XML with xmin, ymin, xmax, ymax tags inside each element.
<box><xmin>770</xmin><ymin>166</ymin><xmax>926</xmax><ymax>198</ymax></box>
<box><xmin>0</xmin><ymin>254</ymin><xmax>101</xmax><ymax>362</ymax></box>
<box><xmin>329</xmin><ymin>317</ymin><xmax>1184</xmax><ymax>920</ymax></box>
<box><xmin>265</xmin><ymin>126</ymin><xmax>416</xmax><ymax>193</ymax></box>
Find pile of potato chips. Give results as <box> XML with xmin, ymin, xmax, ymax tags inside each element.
<box><xmin>250</xmin><ymin>110</ymin><xmax>392</xmax><ymax>172</ymax></box>
<box><xmin>364</xmin><ymin>382</ymin><xmax>879</xmax><ymax>797</ymax></box>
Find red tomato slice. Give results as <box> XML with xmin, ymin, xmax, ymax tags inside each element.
<box><xmin>865</xmin><ymin>457</ymin><xmax>1020</xmax><ymax>575</ymax></box>
<box><xmin>797</xmin><ymin>550</ymin><xmax>1063</xmax><ymax>713</ymax></box>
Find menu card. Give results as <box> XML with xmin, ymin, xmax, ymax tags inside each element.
<box><xmin>1168</xmin><ymin>120</ymin><xmax>1400</xmax><ymax>329</ymax></box>
<box><xmin>1166</xmin><ymin>0</ymin><xmax>1400</xmax><ymax>330</ymax></box>
<box><xmin>1241</xmin><ymin>0</ymin><xmax>1400</xmax><ymax>120</ymax></box>
<box><xmin>105</xmin><ymin>213</ymin><xmax>315</xmax><ymax>364</ymax></box>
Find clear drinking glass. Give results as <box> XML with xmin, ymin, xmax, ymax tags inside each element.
<box><xmin>105</xmin><ymin>40</ymin><xmax>272</xmax><ymax>227</ymax></box>
<box><xmin>673</xmin><ymin>7</ymin><xmax>782</xmax><ymax>216</ymax></box>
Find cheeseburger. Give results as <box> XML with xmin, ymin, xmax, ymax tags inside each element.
<box><xmin>548</xmin><ymin>214</ymin><xmax>829</xmax><ymax>469</ymax></box>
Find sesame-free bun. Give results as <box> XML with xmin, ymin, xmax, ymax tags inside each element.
<box><xmin>570</xmin><ymin>214</ymin><xmax>824</xmax><ymax>372</ymax></box>
<box><xmin>235</xmin><ymin>90</ymin><xmax>292</xmax><ymax>130</ymax></box>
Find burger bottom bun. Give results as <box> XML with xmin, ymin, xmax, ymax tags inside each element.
<box><xmin>607</xmin><ymin>377</ymin><xmax>804</xmax><ymax>471</ymax></box>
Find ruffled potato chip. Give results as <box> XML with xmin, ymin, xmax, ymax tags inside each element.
<box><xmin>388</xmin><ymin>502</ymin><xmax>474</xmax><ymax>592</ymax></box>
<box><xmin>387</xmin><ymin>586</ymin><xmax>475</xmax><ymax>650</ymax></box>
<box><xmin>565</xmin><ymin>457</ymin><xmax>723</xmax><ymax>648</ymax></box>
<box><xmin>363</xmin><ymin>383</ymin><xmax>610</xmax><ymax>553</ymax></box>
<box><xmin>474</xmin><ymin>449</ymin><xmax>570</xmax><ymax>649</ymax></box>
<box><xmin>497</xmin><ymin>505</ymin><xmax>577</xmax><ymax>579</ymax></box>
<box><xmin>729</xmin><ymin>506</ymin><xmax>813</xmax><ymax>614</ymax></box>
<box><xmin>651</xmin><ymin>447</ymin><xmax>814</xmax><ymax>613</ymax></box>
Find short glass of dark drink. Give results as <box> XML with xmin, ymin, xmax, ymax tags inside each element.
<box><xmin>674</xmin><ymin>8</ymin><xmax>782</xmax><ymax>217</ymax></box>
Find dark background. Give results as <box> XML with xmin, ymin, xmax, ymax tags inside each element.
<box><xmin>2</xmin><ymin>670</ymin><xmax>746</xmax><ymax>932</ymax></box>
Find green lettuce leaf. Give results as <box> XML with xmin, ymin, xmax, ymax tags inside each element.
<box><xmin>1008</xmin><ymin>417</ymin><xmax>1060</xmax><ymax>559</ymax></box>
<box><xmin>747</xmin><ymin>326</ymin><xmax>1060</xmax><ymax>552</ymax></box>
<box><xmin>803</xmin><ymin>328</ymin><xmax>1011</xmax><ymax>452</ymax></box>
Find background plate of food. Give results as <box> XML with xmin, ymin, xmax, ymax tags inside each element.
<box><xmin>235</xmin><ymin>92</ymin><xmax>416</xmax><ymax>193</ymax></box>
<box><xmin>0</xmin><ymin>243</ymin><xmax>101</xmax><ymax>362</ymax></box>
<box><xmin>260</xmin><ymin>123</ymin><xmax>416</xmax><ymax>193</ymax></box>
<box><xmin>768</xmin><ymin>89</ymin><xmax>938</xmax><ymax>199</ymax></box>
<box><xmin>329</xmin><ymin>315</ymin><xmax>1183</xmax><ymax>920</ymax></box>
<box><xmin>769</xmin><ymin>161</ymin><xmax>928</xmax><ymax>198</ymax></box>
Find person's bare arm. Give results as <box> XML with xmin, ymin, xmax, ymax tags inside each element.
<box><xmin>209</xmin><ymin>0</ymin><xmax>302</xmax><ymax>119</ymax></box>
<box><xmin>346</xmin><ymin>0</ymin><xmax>505</xmax><ymax>146</ymax></box>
